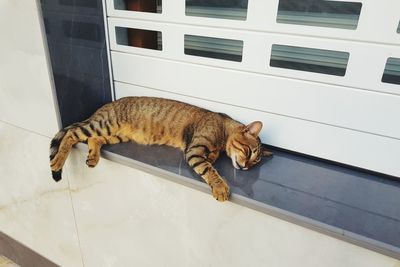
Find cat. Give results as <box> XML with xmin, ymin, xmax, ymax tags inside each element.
<box><xmin>49</xmin><ymin>97</ymin><xmax>273</xmax><ymax>201</ymax></box>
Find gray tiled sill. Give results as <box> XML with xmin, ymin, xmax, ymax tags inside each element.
<box><xmin>78</xmin><ymin>142</ymin><xmax>400</xmax><ymax>259</ymax></box>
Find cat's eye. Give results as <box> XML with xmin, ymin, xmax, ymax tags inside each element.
<box><xmin>245</xmin><ymin>151</ymin><xmax>251</xmax><ymax>160</ymax></box>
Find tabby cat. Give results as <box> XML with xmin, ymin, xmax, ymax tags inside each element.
<box><xmin>50</xmin><ymin>97</ymin><xmax>272</xmax><ymax>201</ymax></box>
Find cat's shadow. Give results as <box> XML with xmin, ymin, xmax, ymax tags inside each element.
<box><xmin>104</xmin><ymin>142</ymin><xmax>182</xmax><ymax>174</ymax></box>
<box><xmin>104</xmin><ymin>143</ymin><xmax>272</xmax><ymax>198</ymax></box>
<box><xmin>213</xmin><ymin>152</ymin><xmax>272</xmax><ymax>198</ymax></box>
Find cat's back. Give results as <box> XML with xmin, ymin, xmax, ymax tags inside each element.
<box><xmin>113</xmin><ymin>96</ymin><xmax>207</xmax><ymax>121</ymax></box>
<box><xmin>107</xmin><ymin>96</ymin><xmax>213</xmax><ymax>147</ymax></box>
<box><xmin>116</xmin><ymin>96</ymin><xmax>200</xmax><ymax>109</ymax></box>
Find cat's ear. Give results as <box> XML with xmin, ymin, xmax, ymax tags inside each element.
<box><xmin>261</xmin><ymin>144</ymin><xmax>273</xmax><ymax>157</ymax></box>
<box><xmin>244</xmin><ymin>121</ymin><xmax>263</xmax><ymax>137</ymax></box>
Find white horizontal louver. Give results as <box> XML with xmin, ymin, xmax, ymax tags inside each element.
<box><xmin>185</xmin><ymin>35</ymin><xmax>243</xmax><ymax>55</ymax></box>
<box><xmin>185</xmin><ymin>0</ymin><xmax>248</xmax><ymax>20</ymax></box>
<box><xmin>382</xmin><ymin>57</ymin><xmax>400</xmax><ymax>85</ymax></box>
<box><xmin>271</xmin><ymin>45</ymin><xmax>349</xmax><ymax>69</ymax></box>
<box><xmin>385</xmin><ymin>58</ymin><xmax>400</xmax><ymax>76</ymax></box>
<box><xmin>184</xmin><ymin>35</ymin><xmax>243</xmax><ymax>61</ymax></box>
<box><xmin>185</xmin><ymin>6</ymin><xmax>247</xmax><ymax>20</ymax></box>
<box><xmin>277</xmin><ymin>11</ymin><xmax>359</xmax><ymax>30</ymax></box>
<box><xmin>277</xmin><ymin>0</ymin><xmax>362</xmax><ymax>30</ymax></box>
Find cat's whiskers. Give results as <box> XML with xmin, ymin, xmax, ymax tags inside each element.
<box><xmin>232</xmin><ymin>155</ymin><xmax>240</xmax><ymax>170</ymax></box>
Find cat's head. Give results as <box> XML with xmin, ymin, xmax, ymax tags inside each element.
<box><xmin>226</xmin><ymin>121</ymin><xmax>272</xmax><ymax>170</ymax></box>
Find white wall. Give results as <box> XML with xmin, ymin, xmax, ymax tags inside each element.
<box><xmin>0</xmin><ymin>0</ymin><xmax>59</xmax><ymax>137</ymax></box>
<box><xmin>0</xmin><ymin>1</ymin><xmax>82</xmax><ymax>266</ymax></box>
<box><xmin>0</xmin><ymin>1</ymin><xmax>398</xmax><ymax>267</ymax></box>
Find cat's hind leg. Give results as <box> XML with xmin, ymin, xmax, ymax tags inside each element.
<box><xmin>86</xmin><ymin>135</ymin><xmax>128</xmax><ymax>167</ymax></box>
<box><xmin>86</xmin><ymin>137</ymin><xmax>106</xmax><ymax>168</ymax></box>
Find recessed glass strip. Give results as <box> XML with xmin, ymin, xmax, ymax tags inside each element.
<box><xmin>397</xmin><ymin>21</ymin><xmax>400</xmax><ymax>34</ymax></box>
<box><xmin>184</xmin><ymin>35</ymin><xmax>243</xmax><ymax>62</ymax></box>
<box><xmin>382</xmin><ymin>57</ymin><xmax>400</xmax><ymax>85</ymax></box>
<box><xmin>270</xmin><ymin>44</ymin><xmax>349</xmax><ymax>76</ymax></box>
<box><xmin>185</xmin><ymin>0</ymin><xmax>248</xmax><ymax>20</ymax></box>
<box><xmin>114</xmin><ymin>0</ymin><xmax>162</xmax><ymax>13</ymax></box>
<box><xmin>277</xmin><ymin>0</ymin><xmax>362</xmax><ymax>30</ymax></box>
<box><xmin>115</xmin><ymin>27</ymin><xmax>162</xmax><ymax>50</ymax></box>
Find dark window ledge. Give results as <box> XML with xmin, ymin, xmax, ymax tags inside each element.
<box><xmin>76</xmin><ymin>142</ymin><xmax>400</xmax><ymax>259</ymax></box>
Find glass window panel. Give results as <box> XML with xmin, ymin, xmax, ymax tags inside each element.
<box><xmin>186</xmin><ymin>0</ymin><xmax>248</xmax><ymax>20</ymax></box>
<box><xmin>184</xmin><ymin>35</ymin><xmax>243</xmax><ymax>62</ymax></box>
<box><xmin>277</xmin><ymin>0</ymin><xmax>362</xmax><ymax>30</ymax></box>
<box><xmin>270</xmin><ymin>44</ymin><xmax>349</xmax><ymax>76</ymax></box>
<box><xmin>397</xmin><ymin>21</ymin><xmax>400</xmax><ymax>34</ymax></box>
<box><xmin>115</xmin><ymin>27</ymin><xmax>162</xmax><ymax>50</ymax></box>
<box><xmin>382</xmin><ymin>57</ymin><xmax>400</xmax><ymax>85</ymax></box>
<box><xmin>63</xmin><ymin>21</ymin><xmax>101</xmax><ymax>42</ymax></box>
<box><xmin>114</xmin><ymin>0</ymin><xmax>162</xmax><ymax>13</ymax></box>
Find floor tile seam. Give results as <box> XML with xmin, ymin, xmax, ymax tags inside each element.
<box><xmin>0</xmin><ymin>119</ymin><xmax>54</xmax><ymax>139</ymax></box>
<box><xmin>64</xmin><ymin>166</ymin><xmax>86</xmax><ymax>267</ymax></box>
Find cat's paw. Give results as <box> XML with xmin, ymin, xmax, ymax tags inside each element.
<box><xmin>50</xmin><ymin>157</ymin><xmax>62</xmax><ymax>171</ymax></box>
<box><xmin>86</xmin><ymin>156</ymin><xmax>99</xmax><ymax>168</ymax></box>
<box><xmin>211</xmin><ymin>179</ymin><xmax>230</xmax><ymax>202</ymax></box>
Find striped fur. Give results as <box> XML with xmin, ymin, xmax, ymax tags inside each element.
<box><xmin>49</xmin><ymin>97</ymin><xmax>272</xmax><ymax>201</ymax></box>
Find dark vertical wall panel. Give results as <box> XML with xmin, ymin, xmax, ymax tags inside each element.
<box><xmin>40</xmin><ymin>0</ymin><xmax>112</xmax><ymax>127</ymax></box>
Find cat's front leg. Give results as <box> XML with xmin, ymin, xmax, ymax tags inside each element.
<box><xmin>192</xmin><ymin>160</ymin><xmax>230</xmax><ymax>202</ymax></box>
<box><xmin>207</xmin><ymin>169</ymin><xmax>230</xmax><ymax>202</ymax></box>
<box><xmin>185</xmin><ymin>145</ymin><xmax>230</xmax><ymax>201</ymax></box>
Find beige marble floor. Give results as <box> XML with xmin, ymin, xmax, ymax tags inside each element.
<box><xmin>0</xmin><ymin>121</ymin><xmax>82</xmax><ymax>267</ymax></box>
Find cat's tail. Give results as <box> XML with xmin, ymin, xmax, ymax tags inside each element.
<box><xmin>49</xmin><ymin>122</ymin><xmax>87</xmax><ymax>182</ymax></box>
